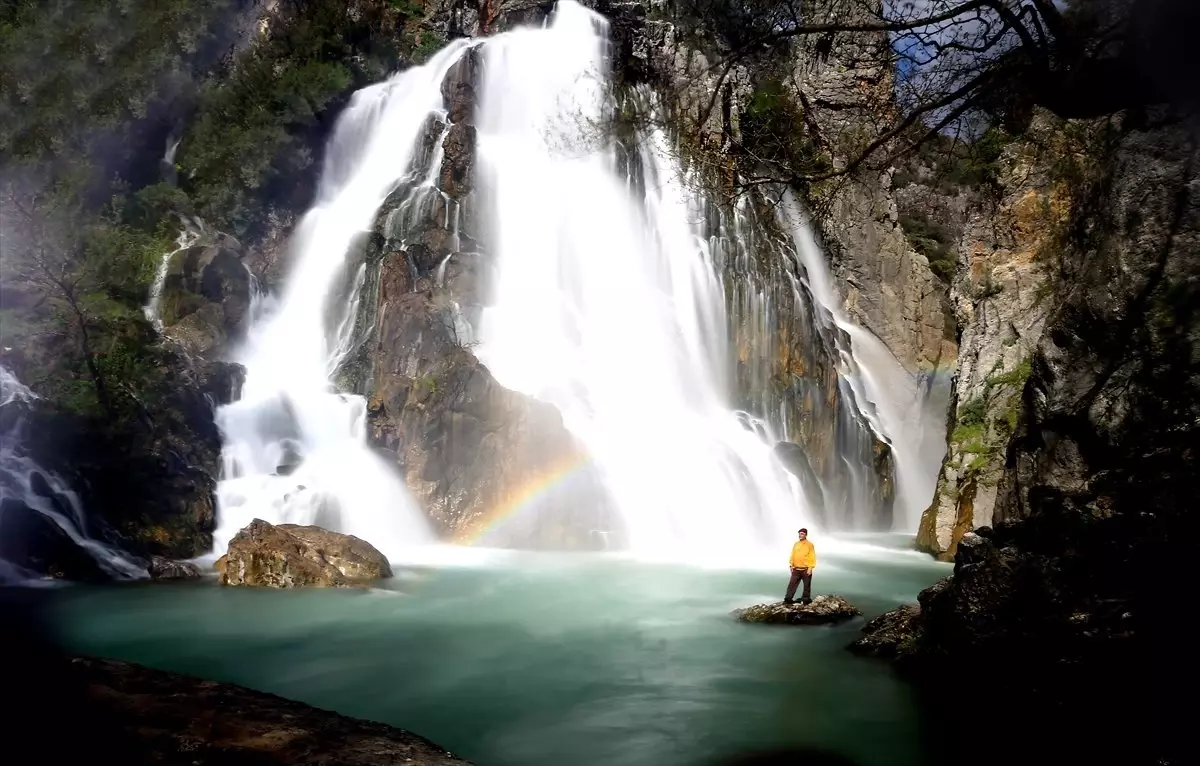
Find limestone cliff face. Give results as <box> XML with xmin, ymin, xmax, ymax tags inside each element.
<box><xmin>787</xmin><ymin>2</ymin><xmax>955</xmax><ymax>379</ymax></box>
<box><xmin>850</xmin><ymin>110</ymin><xmax>1200</xmax><ymax>766</ymax></box>
<box><xmin>914</xmin><ymin>113</ymin><xmax>1090</xmax><ymax>560</ymax></box>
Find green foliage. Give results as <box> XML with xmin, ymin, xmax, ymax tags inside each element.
<box><xmin>899</xmin><ymin>211</ymin><xmax>956</xmax><ymax>284</ymax></box>
<box><xmin>974</xmin><ymin>275</ymin><xmax>1004</xmax><ymax>300</ymax></box>
<box><xmin>893</xmin><ymin>126</ymin><xmax>1016</xmax><ymax>195</ymax></box>
<box><xmin>176</xmin><ymin>0</ymin><xmax>440</xmax><ymax>236</ymax></box>
<box><xmin>2</xmin><ymin>0</ymin><xmax>443</xmax><ymax>424</ymax></box>
<box><xmin>956</xmin><ymin>396</ymin><xmax>987</xmax><ymax>427</ymax></box>
<box><xmin>986</xmin><ymin>357</ymin><xmax>1032</xmax><ymax>389</ymax></box>
<box><xmin>1</xmin><ymin>0</ymin><xmax>235</xmax><ymax>170</ymax></box>
<box><xmin>951</xmin><ymin>357</ymin><xmax>1033</xmax><ymax>477</ymax></box>
<box><xmin>739</xmin><ymin>77</ymin><xmax>830</xmax><ymax>180</ymax></box>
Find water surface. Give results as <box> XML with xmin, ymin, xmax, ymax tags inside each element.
<box><xmin>48</xmin><ymin>538</ymin><xmax>948</xmax><ymax>766</ymax></box>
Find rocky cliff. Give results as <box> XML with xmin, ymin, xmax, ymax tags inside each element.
<box><xmin>911</xmin><ymin>114</ymin><xmax>1098</xmax><ymax>560</ymax></box>
<box><xmin>852</xmin><ymin>108</ymin><xmax>1199</xmax><ymax>766</ymax></box>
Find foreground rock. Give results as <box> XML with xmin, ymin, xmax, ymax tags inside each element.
<box><xmin>216</xmin><ymin>519</ymin><xmax>392</xmax><ymax>588</ymax></box>
<box><xmin>56</xmin><ymin>656</ymin><xmax>470</xmax><ymax>764</ymax></box>
<box><xmin>733</xmin><ymin>595</ymin><xmax>861</xmax><ymax>625</ymax></box>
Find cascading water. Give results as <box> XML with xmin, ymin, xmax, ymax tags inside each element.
<box><xmin>778</xmin><ymin>196</ymin><xmax>948</xmax><ymax>530</ymax></box>
<box><xmin>144</xmin><ymin>222</ymin><xmax>202</xmax><ymax>331</ymax></box>
<box><xmin>473</xmin><ymin>3</ymin><xmax>806</xmax><ymax>560</ymax></box>
<box><xmin>210</xmin><ymin>42</ymin><xmax>483</xmax><ymax>560</ymax></box>
<box><xmin>210</xmin><ymin>0</ymin><xmax>941</xmax><ymax>560</ymax></box>
<box><xmin>0</xmin><ymin>366</ymin><xmax>146</xmax><ymax>581</ymax></box>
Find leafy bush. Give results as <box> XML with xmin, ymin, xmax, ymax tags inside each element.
<box><xmin>739</xmin><ymin>77</ymin><xmax>831</xmax><ymax>180</ymax></box>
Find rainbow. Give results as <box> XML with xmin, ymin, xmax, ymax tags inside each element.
<box><xmin>454</xmin><ymin>450</ymin><xmax>595</xmax><ymax>546</ymax></box>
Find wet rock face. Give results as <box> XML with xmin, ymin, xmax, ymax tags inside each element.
<box><xmin>12</xmin><ymin>352</ymin><xmax>243</xmax><ymax>563</ymax></box>
<box><xmin>217</xmin><ymin>519</ymin><xmax>392</xmax><ymax>587</ymax></box>
<box><xmin>335</xmin><ymin>50</ymin><xmax>614</xmax><ymax>549</ymax></box>
<box><xmin>160</xmin><ymin>233</ymin><xmax>252</xmax><ymax>358</ymax></box>
<box><xmin>0</xmin><ymin>497</ymin><xmax>113</xmax><ymax>583</ymax></box>
<box><xmin>732</xmin><ymin>595</ymin><xmax>861</xmax><ymax>625</ymax></box>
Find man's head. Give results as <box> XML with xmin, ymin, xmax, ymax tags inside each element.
<box><xmin>797</xmin><ymin>528</ymin><xmax>808</xmax><ymax>540</ymax></box>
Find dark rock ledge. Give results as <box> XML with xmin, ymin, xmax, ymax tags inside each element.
<box><xmin>59</xmin><ymin>656</ymin><xmax>472</xmax><ymax>765</ymax></box>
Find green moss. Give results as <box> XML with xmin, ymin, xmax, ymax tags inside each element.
<box><xmin>986</xmin><ymin>358</ymin><xmax>1032</xmax><ymax>389</ymax></box>
<box><xmin>899</xmin><ymin>211</ymin><xmax>956</xmax><ymax>284</ymax></box>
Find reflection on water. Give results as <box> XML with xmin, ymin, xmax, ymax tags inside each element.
<box><xmin>46</xmin><ymin>539</ymin><xmax>949</xmax><ymax>766</ymax></box>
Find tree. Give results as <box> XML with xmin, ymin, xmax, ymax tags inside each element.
<box><xmin>669</xmin><ymin>0</ymin><xmax>1200</xmax><ymax>188</ymax></box>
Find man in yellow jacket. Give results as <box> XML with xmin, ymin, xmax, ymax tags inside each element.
<box><xmin>784</xmin><ymin>528</ymin><xmax>816</xmax><ymax>605</ymax></box>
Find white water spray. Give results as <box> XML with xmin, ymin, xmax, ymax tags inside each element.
<box><xmin>778</xmin><ymin>196</ymin><xmax>947</xmax><ymax>530</ymax></box>
<box><xmin>474</xmin><ymin>3</ymin><xmax>806</xmax><ymax>561</ymax></box>
<box><xmin>211</xmin><ymin>42</ymin><xmax>481</xmax><ymax>559</ymax></box>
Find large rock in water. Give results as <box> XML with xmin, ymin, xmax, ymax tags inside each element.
<box><xmin>847</xmin><ymin>602</ymin><xmax>923</xmax><ymax>659</ymax></box>
<box><xmin>40</xmin><ymin>657</ymin><xmax>471</xmax><ymax>765</ymax></box>
<box><xmin>733</xmin><ymin>595</ymin><xmax>861</xmax><ymax>625</ymax></box>
<box><xmin>216</xmin><ymin>519</ymin><xmax>392</xmax><ymax>588</ymax></box>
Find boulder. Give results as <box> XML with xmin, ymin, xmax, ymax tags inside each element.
<box><xmin>732</xmin><ymin>595</ymin><xmax>862</xmax><ymax>625</ymax></box>
<box><xmin>217</xmin><ymin>519</ymin><xmax>392</xmax><ymax>588</ymax></box>
<box><xmin>146</xmin><ymin>556</ymin><xmax>202</xmax><ymax>581</ymax></box>
<box><xmin>846</xmin><ymin>603</ymin><xmax>922</xmax><ymax>659</ymax></box>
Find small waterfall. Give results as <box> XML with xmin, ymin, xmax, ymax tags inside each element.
<box><xmin>714</xmin><ymin>194</ymin><xmax>894</xmax><ymax>530</ymax></box>
<box><xmin>778</xmin><ymin>196</ymin><xmax>947</xmax><ymax>530</ymax></box>
<box><xmin>0</xmin><ymin>366</ymin><xmax>146</xmax><ymax>581</ymax></box>
<box><xmin>474</xmin><ymin>2</ymin><xmax>805</xmax><ymax>559</ymax></box>
<box><xmin>210</xmin><ymin>43</ymin><xmax>480</xmax><ymax>559</ymax></box>
<box><xmin>144</xmin><ymin>223</ymin><xmax>202</xmax><ymax>331</ymax></box>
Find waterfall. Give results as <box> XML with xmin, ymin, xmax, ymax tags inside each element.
<box><xmin>209</xmin><ymin>0</ymin><xmax>941</xmax><ymax>559</ymax></box>
<box><xmin>778</xmin><ymin>197</ymin><xmax>947</xmax><ymax>530</ymax></box>
<box><xmin>473</xmin><ymin>2</ymin><xmax>805</xmax><ymax>559</ymax></box>
<box><xmin>0</xmin><ymin>366</ymin><xmax>146</xmax><ymax>581</ymax></box>
<box><xmin>210</xmin><ymin>42</ymin><xmax>481</xmax><ymax>560</ymax></box>
<box><xmin>143</xmin><ymin>223</ymin><xmax>202</xmax><ymax>332</ymax></box>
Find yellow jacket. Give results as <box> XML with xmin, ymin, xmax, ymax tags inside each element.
<box><xmin>789</xmin><ymin>540</ymin><xmax>816</xmax><ymax>569</ymax></box>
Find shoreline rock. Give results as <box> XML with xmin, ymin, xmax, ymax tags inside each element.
<box><xmin>217</xmin><ymin>519</ymin><xmax>392</xmax><ymax>588</ymax></box>
<box><xmin>846</xmin><ymin>602</ymin><xmax>922</xmax><ymax>659</ymax></box>
<box><xmin>56</xmin><ymin>656</ymin><xmax>471</xmax><ymax>764</ymax></box>
<box><xmin>147</xmin><ymin>556</ymin><xmax>202</xmax><ymax>581</ymax></box>
<box><xmin>733</xmin><ymin>595</ymin><xmax>861</xmax><ymax>625</ymax></box>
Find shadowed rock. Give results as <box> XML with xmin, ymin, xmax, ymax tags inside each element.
<box><xmin>216</xmin><ymin>519</ymin><xmax>391</xmax><ymax>588</ymax></box>
<box><xmin>847</xmin><ymin>602</ymin><xmax>922</xmax><ymax>658</ymax></box>
<box><xmin>61</xmin><ymin>656</ymin><xmax>471</xmax><ymax>764</ymax></box>
<box><xmin>147</xmin><ymin>555</ymin><xmax>202</xmax><ymax>581</ymax></box>
<box><xmin>733</xmin><ymin>595</ymin><xmax>861</xmax><ymax>625</ymax></box>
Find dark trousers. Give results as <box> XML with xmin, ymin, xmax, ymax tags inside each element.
<box><xmin>785</xmin><ymin>568</ymin><xmax>812</xmax><ymax>602</ymax></box>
